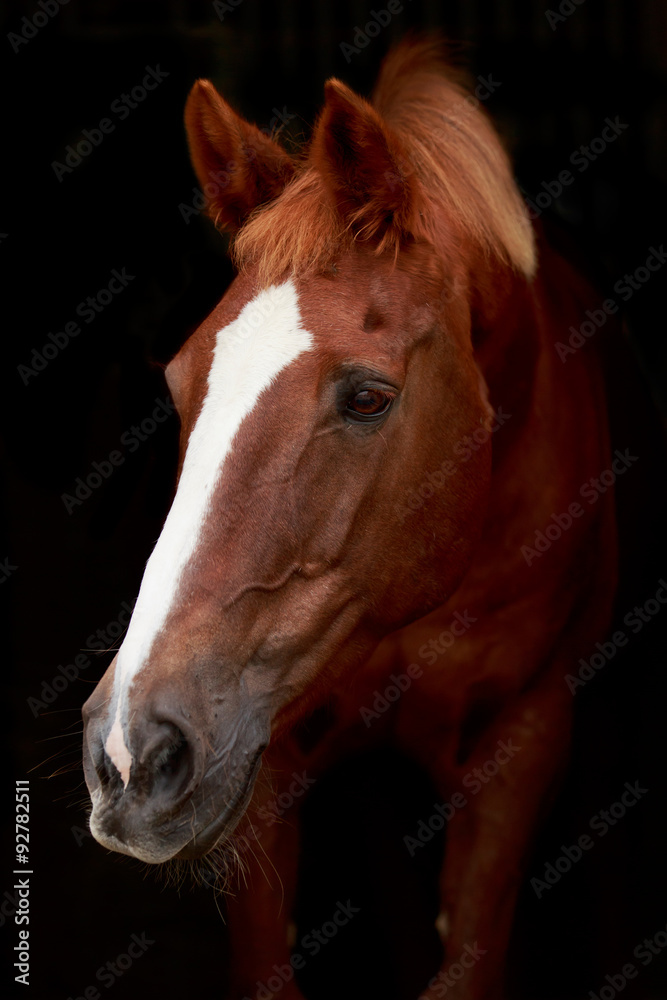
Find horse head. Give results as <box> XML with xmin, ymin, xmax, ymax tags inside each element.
<box><xmin>82</xmin><ymin>43</ymin><xmax>535</xmax><ymax>864</ymax></box>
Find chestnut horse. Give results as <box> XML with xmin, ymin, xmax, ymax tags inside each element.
<box><xmin>82</xmin><ymin>39</ymin><xmax>617</xmax><ymax>999</ymax></box>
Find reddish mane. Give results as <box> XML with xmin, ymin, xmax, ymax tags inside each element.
<box><xmin>232</xmin><ymin>39</ymin><xmax>536</xmax><ymax>286</ymax></box>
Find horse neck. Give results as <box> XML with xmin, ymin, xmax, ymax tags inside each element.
<box><xmin>472</xmin><ymin>234</ymin><xmax>610</xmax><ymax>472</ymax></box>
<box><xmin>466</xmin><ymin>235</ymin><xmax>615</xmax><ymax>589</ymax></box>
<box><xmin>472</xmin><ymin>263</ymin><xmax>542</xmax><ymax>461</ymax></box>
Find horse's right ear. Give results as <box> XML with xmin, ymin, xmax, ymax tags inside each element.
<box><xmin>184</xmin><ymin>80</ymin><xmax>295</xmax><ymax>232</ymax></box>
<box><xmin>309</xmin><ymin>78</ymin><xmax>416</xmax><ymax>246</ymax></box>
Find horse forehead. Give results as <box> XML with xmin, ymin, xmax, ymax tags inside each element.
<box><xmin>295</xmin><ymin>264</ymin><xmax>406</xmax><ymax>317</ymax></box>
<box><xmin>291</xmin><ymin>267</ymin><xmax>436</xmax><ymax>353</ymax></box>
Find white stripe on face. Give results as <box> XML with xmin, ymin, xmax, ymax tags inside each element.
<box><xmin>105</xmin><ymin>280</ymin><xmax>313</xmax><ymax>788</ymax></box>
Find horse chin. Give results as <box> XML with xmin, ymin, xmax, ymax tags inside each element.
<box><xmin>88</xmin><ymin>806</ymin><xmax>234</xmax><ymax>864</ymax></box>
<box><xmin>174</xmin><ymin>749</ymin><xmax>264</xmax><ymax>860</ymax></box>
<box><xmin>88</xmin><ymin>821</ymin><xmax>179</xmax><ymax>865</ymax></box>
<box><xmin>172</xmin><ymin>809</ymin><xmax>240</xmax><ymax>860</ymax></box>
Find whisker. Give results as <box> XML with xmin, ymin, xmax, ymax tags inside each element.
<box><xmin>35</xmin><ymin>729</ymin><xmax>84</xmax><ymax>742</ymax></box>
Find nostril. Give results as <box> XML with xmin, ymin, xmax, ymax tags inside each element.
<box><xmin>85</xmin><ymin>711</ymin><xmax>201</xmax><ymax>807</ymax></box>
<box><xmin>153</xmin><ymin>731</ymin><xmax>187</xmax><ymax>778</ymax></box>
<box><xmin>146</xmin><ymin>724</ymin><xmax>194</xmax><ymax>798</ymax></box>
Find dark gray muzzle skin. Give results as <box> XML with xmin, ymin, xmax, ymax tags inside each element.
<box><xmin>82</xmin><ymin>663</ymin><xmax>274</xmax><ymax>864</ymax></box>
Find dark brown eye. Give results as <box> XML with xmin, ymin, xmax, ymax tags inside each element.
<box><xmin>346</xmin><ymin>388</ymin><xmax>394</xmax><ymax>418</ymax></box>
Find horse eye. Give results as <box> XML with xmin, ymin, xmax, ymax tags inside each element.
<box><xmin>346</xmin><ymin>388</ymin><xmax>394</xmax><ymax>419</ymax></box>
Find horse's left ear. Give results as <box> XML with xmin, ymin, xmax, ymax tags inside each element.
<box><xmin>310</xmin><ymin>79</ymin><xmax>416</xmax><ymax>244</ymax></box>
<box><xmin>184</xmin><ymin>80</ymin><xmax>295</xmax><ymax>232</ymax></box>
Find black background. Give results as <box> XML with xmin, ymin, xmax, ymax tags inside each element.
<box><xmin>2</xmin><ymin>1</ymin><xmax>667</xmax><ymax>998</ymax></box>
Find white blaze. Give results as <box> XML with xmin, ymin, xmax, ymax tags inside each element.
<box><xmin>105</xmin><ymin>280</ymin><xmax>313</xmax><ymax>787</ymax></box>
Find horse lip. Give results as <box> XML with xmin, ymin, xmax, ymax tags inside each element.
<box><xmin>173</xmin><ymin>744</ymin><xmax>266</xmax><ymax>859</ymax></box>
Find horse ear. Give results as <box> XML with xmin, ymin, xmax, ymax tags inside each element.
<box><xmin>184</xmin><ymin>80</ymin><xmax>295</xmax><ymax>232</ymax></box>
<box><xmin>310</xmin><ymin>78</ymin><xmax>416</xmax><ymax>243</ymax></box>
